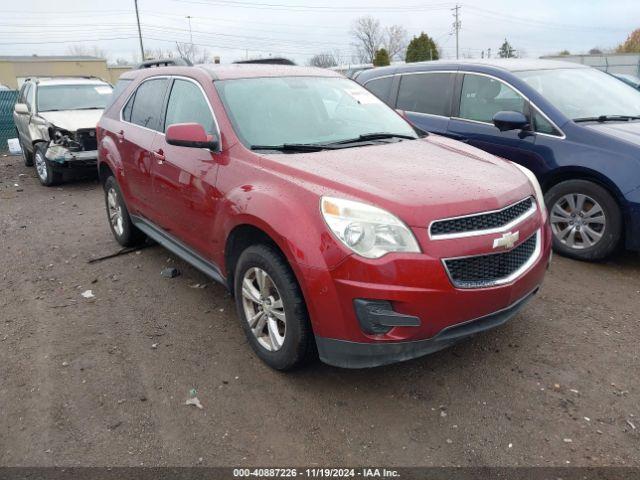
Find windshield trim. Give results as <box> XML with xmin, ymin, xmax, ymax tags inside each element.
<box><xmin>214</xmin><ymin>75</ymin><xmax>419</xmax><ymax>152</ymax></box>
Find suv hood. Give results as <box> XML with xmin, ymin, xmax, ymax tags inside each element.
<box><xmin>38</xmin><ymin>109</ymin><xmax>103</xmax><ymax>132</ymax></box>
<box><xmin>264</xmin><ymin>135</ymin><xmax>532</xmax><ymax>228</ymax></box>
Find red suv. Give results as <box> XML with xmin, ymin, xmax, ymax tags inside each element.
<box><xmin>97</xmin><ymin>63</ymin><xmax>552</xmax><ymax>370</ymax></box>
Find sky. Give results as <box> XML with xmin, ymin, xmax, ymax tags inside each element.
<box><xmin>1</xmin><ymin>0</ymin><xmax>639</xmax><ymax>65</ymax></box>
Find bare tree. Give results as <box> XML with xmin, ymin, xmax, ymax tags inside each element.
<box><xmin>309</xmin><ymin>52</ymin><xmax>339</xmax><ymax>68</ymax></box>
<box><xmin>67</xmin><ymin>44</ymin><xmax>108</xmax><ymax>59</ymax></box>
<box><xmin>351</xmin><ymin>16</ymin><xmax>383</xmax><ymax>63</ymax></box>
<box><xmin>384</xmin><ymin>25</ymin><xmax>408</xmax><ymax>61</ymax></box>
<box><xmin>175</xmin><ymin>42</ymin><xmax>212</xmax><ymax>64</ymax></box>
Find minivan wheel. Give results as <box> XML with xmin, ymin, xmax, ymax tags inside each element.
<box><xmin>103</xmin><ymin>175</ymin><xmax>145</xmax><ymax>247</ymax></box>
<box><xmin>545</xmin><ymin>179</ymin><xmax>622</xmax><ymax>261</ymax></box>
<box><xmin>34</xmin><ymin>143</ymin><xmax>61</xmax><ymax>186</ymax></box>
<box><xmin>234</xmin><ymin>244</ymin><xmax>315</xmax><ymax>370</ymax></box>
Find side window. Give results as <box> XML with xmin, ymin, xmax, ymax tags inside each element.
<box><xmin>396</xmin><ymin>73</ymin><xmax>454</xmax><ymax>116</ymax></box>
<box><xmin>26</xmin><ymin>84</ymin><xmax>35</xmax><ymax>111</ymax></box>
<box><xmin>533</xmin><ymin>110</ymin><xmax>560</xmax><ymax>136</ymax></box>
<box><xmin>18</xmin><ymin>83</ymin><xmax>28</xmax><ymax>103</ymax></box>
<box><xmin>122</xmin><ymin>93</ymin><xmax>135</xmax><ymax>122</ymax></box>
<box><xmin>129</xmin><ymin>78</ymin><xmax>169</xmax><ymax>131</ymax></box>
<box><xmin>459</xmin><ymin>74</ymin><xmax>525</xmax><ymax>123</ymax></box>
<box><xmin>364</xmin><ymin>77</ymin><xmax>393</xmax><ymax>105</ymax></box>
<box><xmin>164</xmin><ymin>79</ymin><xmax>216</xmax><ymax>135</ymax></box>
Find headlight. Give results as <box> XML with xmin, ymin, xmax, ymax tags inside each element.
<box><xmin>513</xmin><ymin>163</ymin><xmax>547</xmax><ymax>217</ymax></box>
<box><xmin>320</xmin><ymin>196</ymin><xmax>420</xmax><ymax>259</ymax></box>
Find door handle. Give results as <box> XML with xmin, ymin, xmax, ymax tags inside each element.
<box><xmin>152</xmin><ymin>149</ymin><xmax>165</xmax><ymax>164</ymax></box>
<box><xmin>115</xmin><ymin>130</ymin><xmax>125</xmax><ymax>143</ymax></box>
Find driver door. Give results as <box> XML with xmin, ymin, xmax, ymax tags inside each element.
<box><xmin>447</xmin><ymin>73</ymin><xmax>539</xmax><ymax>169</ymax></box>
<box><xmin>150</xmin><ymin>77</ymin><xmax>221</xmax><ymax>257</ymax></box>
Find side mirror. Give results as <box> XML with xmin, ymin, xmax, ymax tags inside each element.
<box><xmin>166</xmin><ymin>123</ymin><xmax>219</xmax><ymax>150</ymax></box>
<box><xmin>14</xmin><ymin>103</ymin><xmax>29</xmax><ymax>115</ymax></box>
<box><xmin>493</xmin><ymin>111</ymin><xmax>529</xmax><ymax>132</ymax></box>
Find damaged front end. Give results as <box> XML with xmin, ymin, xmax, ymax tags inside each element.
<box><xmin>44</xmin><ymin>126</ymin><xmax>98</xmax><ymax>166</ymax></box>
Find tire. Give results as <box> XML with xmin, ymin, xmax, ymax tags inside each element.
<box><xmin>19</xmin><ymin>137</ymin><xmax>33</xmax><ymax>167</ymax></box>
<box><xmin>545</xmin><ymin>179</ymin><xmax>622</xmax><ymax>261</ymax></box>
<box><xmin>33</xmin><ymin>143</ymin><xmax>62</xmax><ymax>186</ymax></box>
<box><xmin>103</xmin><ymin>175</ymin><xmax>146</xmax><ymax>247</ymax></box>
<box><xmin>234</xmin><ymin>244</ymin><xmax>316</xmax><ymax>370</ymax></box>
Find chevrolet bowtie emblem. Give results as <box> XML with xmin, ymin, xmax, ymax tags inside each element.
<box><xmin>493</xmin><ymin>231</ymin><xmax>520</xmax><ymax>250</ymax></box>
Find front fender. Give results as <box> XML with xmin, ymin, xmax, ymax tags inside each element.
<box><xmin>216</xmin><ymin>184</ymin><xmax>350</xmax><ymax>273</ymax></box>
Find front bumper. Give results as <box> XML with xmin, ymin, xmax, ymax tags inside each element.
<box><xmin>317</xmin><ymin>287</ymin><xmax>539</xmax><ymax>368</ymax></box>
<box><xmin>45</xmin><ymin>144</ymin><xmax>98</xmax><ymax>166</ymax></box>
<box><xmin>296</xmin><ymin>222</ymin><xmax>552</xmax><ymax>368</ymax></box>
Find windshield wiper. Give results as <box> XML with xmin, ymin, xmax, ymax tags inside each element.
<box><xmin>250</xmin><ymin>143</ymin><xmax>336</xmax><ymax>153</ymax></box>
<box><xmin>574</xmin><ymin>115</ymin><xmax>640</xmax><ymax>123</ymax></box>
<box><xmin>327</xmin><ymin>132</ymin><xmax>418</xmax><ymax>145</ymax></box>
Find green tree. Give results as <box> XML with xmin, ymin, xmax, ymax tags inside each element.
<box><xmin>558</xmin><ymin>49</ymin><xmax>571</xmax><ymax>56</ymax></box>
<box><xmin>405</xmin><ymin>32</ymin><xmax>439</xmax><ymax>63</ymax></box>
<box><xmin>498</xmin><ymin>39</ymin><xmax>516</xmax><ymax>58</ymax></box>
<box><xmin>617</xmin><ymin>28</ymin><xmax>640</xmax><ymax>53</ymax></box>
<box><xmin>373</xmin><ymin>48</ymin><xmax>390</xmax><ymax>66</ymax></box>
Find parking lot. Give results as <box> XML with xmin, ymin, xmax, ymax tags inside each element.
<box><xmin>0</xmin><ymin>154</ymin><xmax>638</xmax><ymax>467</ymax></box>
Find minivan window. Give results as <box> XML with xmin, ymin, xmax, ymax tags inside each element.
<box><xmin>216</xmin><ymin>76</ymin><xmax>417</xmax><ymax>149</ymax></box>
<box><xmin>396</xmin><ymin>73</ymin><xmax>454</xmax><ymax>117</ymax></box>
<box><xmin>459</xmin><ymin>74</ymin><xmax>525</xmax><ymax>124</ymax></box>
<box><xmin>164</xmin><ymin>79</ymin><xmax>216</xmax><ymax>135</ymax></box>
<box><xmin>129</xmin><ymin>78</ymin><xmax>169</xmax><ymax>131</ymax></box>
<box><xmin>365</xmin><ymin>76</ymin><xmax>394</xmax><ymax>105</ymax></box>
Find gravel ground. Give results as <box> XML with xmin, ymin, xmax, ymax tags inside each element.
<box><xmin>1</xmin><ymin>154</ymin><xmax>639</xmax><ymax>467</ymax></box>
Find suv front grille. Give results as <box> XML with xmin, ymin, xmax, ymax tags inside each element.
<box><xmin>444</xmin><ymin>231</ymin><xmax>539</xmax><ymax>288</ymax></box>
<box><xmin>430</xmin><ymin>197</ymin><xmax>535</xmax><ymax>238</ymax></box>
<box><xmin>75</xmin><ymin>128</ymin><xmax>97</xmax><ymax>151</ymax></box>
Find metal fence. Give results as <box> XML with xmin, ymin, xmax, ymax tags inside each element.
<box><xmin>0</xmin><ymin>90</ymin><xmax>19</xmax><ymax>154</ymax></box>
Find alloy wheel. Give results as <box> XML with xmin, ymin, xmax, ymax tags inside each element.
<box><xmin>550</xmin><ymin>193</ymin><xmax>606</xmax><ymax>250</ymax></box>
<box><xmin>241</xmin><ymin>267</ymin><xmax>286</xmax><ymax>352</ymax></box>
<box><xmin>35</xmin><ymin>152</ymin><xmax>48</xmax><ymax>182</ymax></box>
<box><xmin>107</xmin><ymin>187</ymin><xmax>124</xmax><ymax>237</ymax></box>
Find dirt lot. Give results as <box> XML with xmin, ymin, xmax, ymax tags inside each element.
<box><xmin>1</xmin><ymin>154</ymin><xmax>639</xmax><ymax>467</ymax></box>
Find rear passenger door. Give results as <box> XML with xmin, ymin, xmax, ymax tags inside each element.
<box><xmin>395</xmin><ymin>72</ymin><xmax>455</xmax><ymax>134</ymax></box>
<box><xmin>119</xmin><ymin>77</ymin><xmax>170</xmax><ymax>222</ymax></box>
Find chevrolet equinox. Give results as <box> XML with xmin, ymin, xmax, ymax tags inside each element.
<box><xmin>97</xmin><ymin>63</ymin><xmax>552</xmax><ymax>370</ymax></box>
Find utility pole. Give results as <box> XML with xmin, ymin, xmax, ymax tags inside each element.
<box><xmin>452</xmin><ymin>4</ymin><xmax>461</xmax><ymax>60</ymax></box>
<box><xmin>134</xmin><ymin>0</ymin><xmax>144</xmax><ymax>61</ymax></box>
<box><xmin>186</xmin><ymin>16</ymin><xmax>194</xmax><ymax>46</ymax></box>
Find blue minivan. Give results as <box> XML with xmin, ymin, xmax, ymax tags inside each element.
<box><xmin>356</xmin><ymin>59</ymin><xmax>640</xmax><ymax>261</ymax></box>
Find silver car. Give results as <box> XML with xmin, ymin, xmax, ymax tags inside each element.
<box><xmin>13</xmin><ymin>77</ymin><xmax>113</xmax><ymax>185</ymax></box>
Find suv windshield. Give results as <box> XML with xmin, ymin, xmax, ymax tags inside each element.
<box><xmin>515</xmin><ymin>68</ymin><xmax>640</xmax><ymax>121</ymax></box>
<box><xmin>215</xmin><ymin>76</ymin><xmax>417</xmax><ymax>149</ymax></box>
<box><xmin>37</xmin><ymin>83</ymin><xmax>113</xmax><ymax>112</ymax></box>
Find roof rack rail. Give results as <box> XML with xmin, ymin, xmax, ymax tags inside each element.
<box><xmin>234</xmin><ymin>58</ymin><xmax>296</xmax><ymax>66</ymax></box>
<box><xmin>136</xmin><ymin>58</ymin><xmax>193</xmax><ymax>69</ymax></box>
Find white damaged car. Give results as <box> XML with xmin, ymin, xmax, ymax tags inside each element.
<box><xmin>13</xmin><ymin>77</ymin><xmax>113</xmax><ymax>185</ymax></box>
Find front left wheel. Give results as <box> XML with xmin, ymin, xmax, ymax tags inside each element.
<box><xmin>234</xmin><ymin>244</ymin><xmax>315</xmax><ymax>370</ymax></box>
<box><xmin>34</xmin><ymin>143</ymin><xmax>61</xmax><ymax>186</ymax></box>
